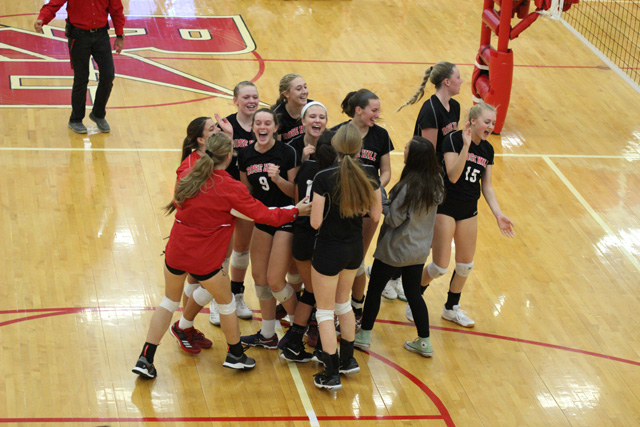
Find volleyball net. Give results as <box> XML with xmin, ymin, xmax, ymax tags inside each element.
<box><xmin>561</xmin><ymin>0</ymin><xmax>640</xmax><ymax>89</ymax></box>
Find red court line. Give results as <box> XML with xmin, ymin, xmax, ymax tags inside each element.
<box><xmin>0</xmin><ymin>415</ymin><xmax>444</xmax><ymax>423</ymax></box>
<box><xmin>145</xmin><ymin>56</ymin><xmax>615</xmax><ymax>70</ymax></box>
<box><xmin>379</xmin><ymin>319</ymin><xmax>640</xmax><ymax>367</ymax></box>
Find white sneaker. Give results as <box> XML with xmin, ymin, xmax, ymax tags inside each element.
<box><xmin>235</xmin><ymin>294</ymin><xmax>253</xmax><ymax>319</ymax></box>
<box><xmin>405</xmin><ymin>303</ymin><xmax>414</xmax><ymax>322</ymax></box>
<box><xmin>209</xmin><ymin>300</ymin><xmax>220</xmax><ymax>326</ymax></box>
<box><xmin>381</xmin><ymin>282</ymin><xmax>397</xmax><ymax>300</ymax></box>
<box><xmin>392</xmin><ymin>277</ymin><xmax>406</xmax><ymax>301</ymax></box>
<box><xmin>441</xmin><ymin>305</ymin><xmax>475</xmax><ymax>328</ymax></box>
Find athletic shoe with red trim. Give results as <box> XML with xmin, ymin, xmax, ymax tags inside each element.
<box><xmin>169</xmin><ymin>321</ymin><xmax>201</xmax><ymax>354</ymax></box>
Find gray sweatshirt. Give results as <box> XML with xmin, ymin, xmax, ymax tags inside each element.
<box><xmin>373</xmin><ymin>185</ymin><xmax>437</xmax><ymax>267</ymax></box>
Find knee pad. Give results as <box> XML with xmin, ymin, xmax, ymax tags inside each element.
<box><xmin>316</xmin><ymin>308</ymin><xmax>334</xmax><ymax>325</ymax></box>
<box><xmin>356</xmin><ymin>260</ymin><xmax>366</xmax><ymax>277</ymax></box>
<box><xmin>335</xmin><ymin>301</ymin><xmax>352</xmax><ymax>316</ymax></box>
<box><xmin>299</xmin><ymin>290</ymin><xmax>316</xmax><ymax>306</ymax></box>
<box><xmin>455</xmin><ymin>261</ymin><xmax>474</xmax><ymax>277</ymax></box>
<box><xmin>231</xmin><ymin>250</ymin><xmax>250</xmax><ymax>269</ymax></box>
<box><xmin>192</xmin><ymin>286</ymin><xmax>213</xmax><ymax>306</ymax></box>
<box><xmin>286</xmin><ymin>272</ymin><xmax>302</xmax><ymax>285</ymax></box>
<box><xmin>183</xmin><ymin>282</ymin><xmax>199</xmax><ymax>298</ymax></box>
<box><xmin>217</xmin><ymin>299</ymin><xmax>237</xmax><ymax>315</ymax></box>
<box><xmin>427</xmin><ymin>262</ymin><xmax>448</xmax><ymax>279</ymax></box>
<box><xmin>273</xmin><ymin>283</ymin><xmax>294</xmax><ymax>303</ymax></box>
<box><xmin>254</xmin><ymin>284</ymin><xmax>273</xmax><ymax>301</ymax></box>
<box><xmin>159</xmin><ymin>297</ymin><xmax>180</xmax><ymax>313</ymax></box>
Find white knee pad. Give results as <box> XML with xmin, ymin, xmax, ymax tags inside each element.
<box><xmin>183</xmin><ymin>282</ymin><xmax>199</xmax><ymax>298</ymax></box>
<box><xmin>217</xmin><ymin>299</ymin><xmax>237</xmax><ymax>315</ymax></box>
<box><xmin>335</xmin><ymin>301</ymin><xmax>352</xmax><ymax>316</ymax></box>
<box><xmin>255</xmin><ymin>284</ymin><xmax>273</xmax><ymax>301</ymax></box>
<box><xmin>316</xmin><ymin>308</ymin><xmax>335</xmax><ymax>325</ymax></box>
<box><xmin>286</xmin><ymin>272</ymin><xmax>302</xmax><ymax>285</ymax></box>
<box><xmin>231</xmin><ymin>250</ymin><xmax>250</xmax><ymax>269</ymax></box>
<box><xmin>159</xmin><ymin>297</ymin><xmax>180</xmax><ymax>313</ymax></box>
<box><xmin>455</xmin><ymin>261</ymin><xmax>474</xmax><ymax>277</ymax></box>
<box><xmin>356</xmin><ymin>260</ymin><xmax>366</xmax><ymax>277</ymax></box>
<box><xmin>427</xmin><ymin>262</ymin><xmax>448</xmax><ymax>279</ymax></box>
<box><xmin>273</xmin><ymin>283</ymin><xmax>295</xmax><ymax>303</ymax></box>
<box><xmin>193</xmin><ymin>286</ymin><xmax>213</xmax><ymax>306</ymax></box>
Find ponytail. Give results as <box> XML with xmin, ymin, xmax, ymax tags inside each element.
<box><xmin>396</xmin><ymin>61</ymin><xmax>457</xmax><ymax>112</ymax></box>
<box><xmin>165</xmin><ymin>133</ymin><xmax>233</xmax><ymax>214</ymax></box>
<box><xmin>331</xmin><ymin>123</ymin><xmax>377</xmax><ymax>217</ymax></box>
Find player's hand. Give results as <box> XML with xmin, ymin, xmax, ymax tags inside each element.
<box><xmin>267</xmin><ymin>164</ymin><xmax>281</xmax><ymax>182</ymax></box>
<box><xmin>496</xmin><ymin>214</ymin><xmax>515</xmax><ymax>238</ymax></box>
<box><xmin>34</xmin><ymin>20</ymin><xmax>44</xmax><ymax>33</ymax></box>
<box><xmin>302</xmin><ymin>144</ymin><xmax>316</xmax><ymax>162</ymax></box>
<box><xmin>462</xmin><ymin>121</ymin><xmax>472</xmax><ymax>147</ymax></box>
<box><xmin>214</xmin><ymin>113</ymin><xmax>233</xmax><ymax>136</ymax></box>
<box><xmin>295</xmin><ymin>197</ymin><xmax>312</xmax><ymax>216</ymax></box>
<box><xmin>114</xmin><ymin>37</ymin><xmax>124</xmax><ymax>54</ymax></box>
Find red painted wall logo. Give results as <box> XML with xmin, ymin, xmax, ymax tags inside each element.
<box><xmin>0</xmin><ymin>15</ymin><xmax>256</xmax><ymax>108</ymax></box>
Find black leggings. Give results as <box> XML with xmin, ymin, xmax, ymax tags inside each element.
<box><xmin>361</xmin><ymin>259</ymin><xmax>430</xmax><ymax>338</ymax></box>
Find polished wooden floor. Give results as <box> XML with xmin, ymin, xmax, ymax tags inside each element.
<box><xmin>1</xmin><ymin>1</ymin><xmax>639</xmax><ymax>426</ymax></box>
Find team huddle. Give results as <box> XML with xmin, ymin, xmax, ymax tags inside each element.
<box><xmin>132</xmin><ymin>62</ymin><xmax>515</xmax><ymax>392</ymax></box>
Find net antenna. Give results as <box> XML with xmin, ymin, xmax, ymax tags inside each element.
<box><xmin>538</xmin><ymin>0</ymin><xmax>565</xmax><ymax>20</ymax></box>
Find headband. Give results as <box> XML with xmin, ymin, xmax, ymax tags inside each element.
<box><xmin>301</xmin><ymin>101</ymin><xmax>327</xmax><ymax>119</ymax></box>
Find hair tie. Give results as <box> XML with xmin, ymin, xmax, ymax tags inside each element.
<box><xmin>301</xmin><ymin>101</ymin><xmax>327</xmax><ymax>119</ymax></box>
<box><xmin>205</xmin><ymin>149</ymin><xmax>214</xmax><ymax>159</ymax></box>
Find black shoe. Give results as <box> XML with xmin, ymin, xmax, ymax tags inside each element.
<box><xmin>68</xmin><ymin>121</ymin><xmax>87</xmax><ymax>134</ymax></box>
<box><xmin>339</xmin><ymin>357</ymin><xmax>360</xmax><ymax>375</ymax></box>
<box><xmin>89</xmin><ymin>112</ymin><xmax>111</xmax><ymax>132</ymax></box>
<box><xmin>314</xmin><ymin>371</ymin><xmax>342</xmax><ymax>390</ymax></box>
<box><xmin>223</xmin><ymin>349</ymin><xmax>256</xmax><ymax>370</ymax></box>
<box><xmin>311</xmin><ymin>347</ymin><xmax>325</xmax><ymax>365</ymax></box>
<box><xmin>132</xmin><ymin>356</ymin><xmax>157</xmax><ymax>379</ymax></box>
<box><xmin>280</xmin><ymin>342</ymin><xmax>313</xmax><ymax>363</ymax></box>
<box><xmin>314</xmin><ymin>351</ymin><xmax>341</xmax><ymax>390</ymax></box>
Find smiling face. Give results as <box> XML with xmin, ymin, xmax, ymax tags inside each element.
<box><xmin>471</xmin><ymin>109</ymin><xmax>497</xmax><ymax>140</ymax></box>
<box><xmin>252</xmin><ymin>111</ymin><xmax>278</xmax><ymax>146</ymax></box>
<box><xmin>284</xmin><ymin>77</ymin><xmax>309</xmax><ymax>107</ymax></box>
<box><xmin>302</xmin><ymin>105</ymin><xmax>327</xmax><ymax>138</ymax></box>
<box><xmin>197</xmin><ymin>118</ymin><xmax>218</xmax><ymax>149</ymax></box>
<box><xmin>234</xmin><ymin>85</ymin><xmax>259</xmax><ymax>117</ymax></box>
<box><xmin>356</xmin><ymin>98</ymin><xmax>380</xmax><ymax>127</ymax></box>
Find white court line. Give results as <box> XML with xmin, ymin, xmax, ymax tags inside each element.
<box><xmin>543</xmin><ymin>156</ymin><xmax>640</xmax><ymax>273</ymax></box>
<box><xmin>275</xmin><ymin>323</ymin><xmax>319</xmax><ymax>427</ymax></box>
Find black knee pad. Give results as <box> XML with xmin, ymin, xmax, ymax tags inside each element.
<box><xmin>299</xmin><ymin>289</ymin><xmax>316</xmax><ymax>306</ymax></box>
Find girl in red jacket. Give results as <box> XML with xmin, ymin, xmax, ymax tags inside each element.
<box><xmin>132</xmin><ymin>132</ymin><xmax>310</xmax><ymax>379</ymax></box>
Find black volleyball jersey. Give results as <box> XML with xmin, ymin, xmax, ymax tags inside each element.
<box><xmin>413</xmin><ymin>95</ymin><xmax>460</xmax><ymax>155</ymax></box>
<box><xmin>287</xmin><ymin>134</ymin><xmax>305</xmax><ymax>164</ymax></box>
<box><xmin>442</xmin><ymin>130</ymin><xmax>494</xmax><ymax>202</ymax></box>
<box><xmin>312</xmin><ymin>164</ymin><xmax>378</xmax><ymax>243</ymax></box>
<box><xmin>274</xmin><ymin>100</ymin><xmax>314</xmax><ymax>144</ymax></box>
<box><xmin>331</xmin><ymin>121</ymin><xmax>394</xmax><ymax>180</ymax></box>
<box><xmin>237</xmin><ymin>140</ymin><xmax>298</xmax><ymax>208</ymax></box>
<box><xmin>225</xmin><ymin>113</ymin><xmax>255</xmax><ymax>180</ymax></box>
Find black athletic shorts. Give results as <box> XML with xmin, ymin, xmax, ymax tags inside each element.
<box><xmin>312</xmin><ymin>238</ymin><xmax>363</xmax><ymax>276</ymax></box>
<box><xmin>437</xmin><ymin>198</ymin><xmax>478</xmax><ymax>221</ymax></box>
<box><xmin>255</xmin><ymin>221</ymin><xmax>294</xmax><ymax>236</ymax></box>
<box><xmin>165</xmin><ymin>261</ymin><xmax>221</xmax><ymax>281</ymax></box>
<box><xmin>292</xmin><ymin>227</ymin><xmax>316</xmax><ymax>262</ymax></box>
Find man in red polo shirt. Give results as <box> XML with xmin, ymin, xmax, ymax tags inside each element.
<box><xmin>34</xmin><ymin>0</ymin><xmax>125</xmax><ymax>134</ymax></box>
